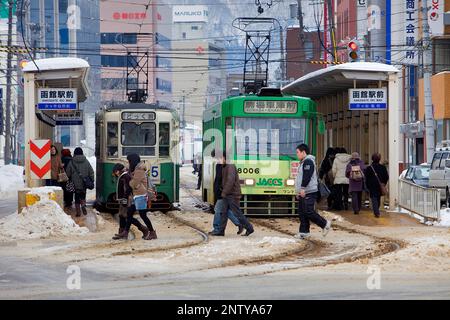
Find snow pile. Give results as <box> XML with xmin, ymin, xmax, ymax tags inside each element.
<box><xmin>0</xmin><ymin>165</ymin><xmax>25</xmax><ymax>198</ymax></box>
<box><xmin>435</xmin><ymin>208</ymin><xmax>450</xmax><ymax>227</ymax></box>
<box><xmin>0</xmin><ymin>191</ymin><xmax>89</xmax><ymax>241</ymax></box>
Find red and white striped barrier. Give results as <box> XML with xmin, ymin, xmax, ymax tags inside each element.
<box><xmin>30</xmin><ymin>139</ymin><xmax>51</xmax><ymax>179</ymax></box>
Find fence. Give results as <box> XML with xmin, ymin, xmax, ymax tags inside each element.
<box><xmin>398</xmin><ymin>179</ymin><xmax>441</xmax><ymax>221</ymax></box>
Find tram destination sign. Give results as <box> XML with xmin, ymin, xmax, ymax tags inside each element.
<box><xmin>244</xmin><ymin>100</ymin><xmax>297</xmax><ymax>114</ymax></box>
<box><xmin>37</xmin><ymin>88</ymin><xmax>77</xmax><ymax>110</ymax></box>
<box><xmin>348</xmin><ymin>88</ymin><xmax>387</xmax><ymax>110</ymax></box>
<box><xmin>122</xmin><ymin>112</ymin><xmax>156</xmax><ymax>121</ymax></box>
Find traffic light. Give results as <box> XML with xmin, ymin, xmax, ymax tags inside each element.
<box><xmin>19</xmin><ymin>59</ymin><xmax>28</xmax><ymax>69</ymax></box>
<box><xmin>347</xmin><ymin>40</ymin><xmax>360</xmax><ymax>62</ymax></box>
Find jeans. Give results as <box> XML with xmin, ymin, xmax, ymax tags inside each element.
<box><xmin>212</xmin><ymin>199</ymin><xmax>240</xmax><ymax>233</ymax></box>
<box><xmin>371</xmin><ymin>195</ymin><xmax>381</xmax><ymax>216</ymax></box>
<box><xmin>298</xmin><ymin>192</ymin><xmax>327</xmax><ymax>233</ymax></box>
<box><xmin>351</xmin><ymin>191</ymin><xmax>363</xmax><ymax>213</ymax></box>
<box><xmin>218</xmin><ymin>196</ymin><xmax>253</xmax><ymax>233</ymax></box>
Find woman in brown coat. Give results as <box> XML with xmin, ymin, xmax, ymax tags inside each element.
<box><xmin>46</xmin><ymin>145</ymin><xmax>63</xmax><ymax>187</ymax></box>
<box><xmin>114</xmin><ymin>153</ymin><xmax>156</xmax><ymax>240</ymax></box>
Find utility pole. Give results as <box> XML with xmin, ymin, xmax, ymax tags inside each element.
<box><xmin>421</xmin><ymin>0</ymin><xmax>435</xmax><ymax>162</ymax></box>
<box><xmin>326</xmin><ymin>0</ymin><xmax>338</xmax><ymax>62</ymax></box>
<box><xmin>279</xmin><ymin>25</ymin><xmax>285</xmax><ymax>85</ymax></box>
<box><xmin>4</xmin><ymin>0</ymin><xmax>14</xmax><ymax>164</ymax></box>
<box><xmin>296</xmin><ymin>0</ymin><xmax>304</xmax><ymax>43</ymax></box>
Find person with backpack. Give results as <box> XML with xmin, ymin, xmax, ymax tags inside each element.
<box><xmin>295</xmin><ymin>144</ymin><xmax>332</xmax><ymax>239</ymax></box>
<box><xmin>114</xmin><ymin>153</ymin><xmax>157</xmax><ymax>240</ymax></box>
<box><xmin>111</xmin><ymin>163</ymin><xmax>150</xmax><ymax>240</ymax></box>
<box><xmin>364</xmin><ymin>153</ymin><xmax>389</xmax><ymax>218</ymax></box>
<box><xmin>65</xmin><ymin>147</ymin><xmax>94</xmax><ymax>217</ymax></box>
<box><xmin>345</xmin><ymin>152</ymin><xmax>366</xmax><ymax>215</ymax></box>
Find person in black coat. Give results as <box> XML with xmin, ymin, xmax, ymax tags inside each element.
<box><xmin>319</xmin><ymin>147</ymin><xmax>336</xmax><ymax>210</ymax></box>
<box><xmin>61</xmin><ymin>148</ymin><xmax>74</xmax><ymax>209</ymax></box>
<box><xmin>364</xmin><ymin>153</ymin><xmax>389</xmax><ymax>218</ymax></box>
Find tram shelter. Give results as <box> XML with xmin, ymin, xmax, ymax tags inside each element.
<box><xmin>22</xmin><ymin>57</ymin><xmax>91</xmax><ymax>187</ymax></box>
<box><xmin>282</xmin><ymin>62</ymin><xmax>401</xmax><ymax>209</ymax></box>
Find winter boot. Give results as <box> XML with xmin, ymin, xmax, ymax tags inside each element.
<box><xmin>145</xmin><ymin>230</ymin><xmax>157</xmax><ymax>240</ymax></box>
<box><xmin>112</xmin><ymin>230</ymin><xmax>129</xmax><ymax>240</ymax></box>
<box><xmin>81</xmin><ymin>200</ymin><xmax>88</xmax><ymax>215</ymax></box>
<box><xmin>114</xmin><ymin>228</ymin><xmax>124</xmax><ymax>237</ymax></box>
<box><xmin>75</xmin><ymin>203</ymin><xmax>81</xmax><ymax>217</ymax></box>
<box><xmin>137</xmin><ymin>224</ymin><xmax>150</xmax><ymax>239</ymax></box>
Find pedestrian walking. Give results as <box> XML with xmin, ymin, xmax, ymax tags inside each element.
<box><xmin>319</xmin><ymin>147</ymin><xmax>336</xmax><ymax>210</ymax></box>
<box><xmin>61</xmin><ymin>149</ymin><xmax>74</xmax><ymax>209</ymax></box>
<box><xmin>196</xmin><ymin>153</ymin><xmax>203</xmax><ymax>190</ymax></box>
<box><xmin>332</xmin><ymin>147</ymin><xmax>351</xmax><ymax>210</ymax></box>
<box><xmin>111</xmin><ymin>163</ymin><xmax>149</xmax><ymax>240</ymax></box>
<box><xmin>364</xmin><ymin>153</ymin><xmax>389</xmax><ymax>218</ymax></box>
<box><xmin>47</xmin><ymin>145</ymin><xmax>63</xmax><ymax>187</ymax></box>
<box><xmin>345</xmin><ymin>152</ymin><xmax>366</xmax><ymax>215</ymax></box>
<box><xmin>65</xmin><ymin>147</ymin><xmax>94</xmax><ymax>217</ymax></box>
<box><xmin>117</xmin><ymin>153</ymin><xmax>157</xmax><ymax>240</ymax></box>
<box><xmin>214</xmin><ymin>150</ymin><xmax>254</xmax><ymax>236</ymax></box>
<box><xmin>294</xmin><ymin>144</ymin><xmax>331</xmax><ymax>239</ymax></box>
<box><xmin>208</xmin><ymin>150</ymin><xmax>243</xmax><ymax>236</ymax></box>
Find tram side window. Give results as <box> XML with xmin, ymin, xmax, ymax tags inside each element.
<box><xmin>107</xmin><ymin>122</ymin><xmax>119</xmax><ymax>158</ymax></box>
<box><xmin>159</xmin><ymin>122</ymin><xmax>170</xmax><ymax>157</ymax></box>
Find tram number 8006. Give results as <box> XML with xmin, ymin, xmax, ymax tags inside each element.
<box><xmin>237</xmin><ymin>168</ymin><xmax>260</xmax><ymax>175</ymax></box>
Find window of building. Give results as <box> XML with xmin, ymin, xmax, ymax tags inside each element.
<box><xmin>191</xmin><ymin>25</ymin><xmax>199</xmax><ymax>30</ymax></box>
<box><xmin>101</xmin><ymin>55</ymin><xmax>137</xmax><ymax>68</ymax></box>
<box><xmin>101</xmin><ymin>33</ymin><xmax>138</xmax><ymax>45</ymax></box>
<box><xmin>182</xmin><ymin>32</ymin><xmax>187</xmax><ymax>39</ymax></box>
<box><xmin>304</xmin><ymin>42</ymin><xmax>313</xmax><ymax>60</ymax></box>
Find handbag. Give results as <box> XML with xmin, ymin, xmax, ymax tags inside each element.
<box><xmin>370</xmin><ymin>165</ymin><xmax>388</xmax><ymax>196</ymax></box>
<box><xmin>65</xmin><ymin>180</ymin><xmax>76</xmax><ymax>193</ymax></box>
<box><xmin>72</xmin><ymin>162</ymin><xmax>95</xmax><ymax>190</ymax></box>
<box><xmin>319</xmin><ymin>181</ymin><xmax>331</xmax><ymax>198</ymax></box>
<box><xmin>58</xmin><ymin>169</ymin><xmax>69</xmax><ymax>183</ymax></box>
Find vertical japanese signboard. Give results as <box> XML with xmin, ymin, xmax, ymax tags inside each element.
<box><xmin>428</xmin><ymin>0</ymin><xmax>444</xmax><ymax>36</ymax></box>
<box><xmin>404</xmin><ymin>0</ymin><xmax>418</xmax><ymax>65</ymax></box>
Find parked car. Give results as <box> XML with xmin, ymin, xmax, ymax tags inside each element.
<box><xmin>402</xmin><ymin>164</ymin><xmax>430</xmax><ymax>187</ymax></box>
<box><xmin>428</xmin><ymin>141</ymin><xmax>450</xmax><ymax>204</ymax></box>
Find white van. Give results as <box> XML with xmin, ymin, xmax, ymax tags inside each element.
<box><xmin>428</xmin><ymin>141</ymin><xmax>450</xmax><ymax>204</ymax></box>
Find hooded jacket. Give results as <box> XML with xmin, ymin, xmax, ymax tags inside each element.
<box><xmin>129</xmin><ymin>162</ymin><xmax>148</xmax><ymax>196</ymax></box>
<box><xmin>295</xmin><ymin>154</ymin><xmax>318</xmax><ymax>195</ymax></box>
<box><xmin>66</xmin><ymin>154</ymin><xmax>94</xmax><ymax>192</ymax></box>
<box><xmin>332</xmin><ymin>153</ymin><xmax>352</xmax><ymax>185</ymax></box>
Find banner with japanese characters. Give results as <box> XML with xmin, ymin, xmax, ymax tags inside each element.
<box><xmin>348</xmin><ymin>88</ymin><xmax>387</xmax><ymax>110</ymax></box>
<box><xmin>404</xmin><ymin>0</ymin><xmax>418</xmax><ymax>65</ymax></box>
<box><xmin>37</xmin><ymin>88</ymin><xmax>78</xmax><ymax>110</ymax></box>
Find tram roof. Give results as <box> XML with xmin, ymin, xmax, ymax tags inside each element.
<box><xmin>281</xmin><ymin>62</ymin><xmax>399</xmax><ymax>99</ymax></box>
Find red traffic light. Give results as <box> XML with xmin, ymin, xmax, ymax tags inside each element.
<box><xmin>348</xmin><ymin>41</ymin><xmax>358</xmax><ymax>50</ymax></box>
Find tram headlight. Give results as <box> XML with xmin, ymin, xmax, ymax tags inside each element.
<box><xmin>286</xmin><ymin>179</ymin><xmax>296</xmax><ymax>186</ymax></box>
<box><xmin>244</xmin><ymin>178</ymin><xmax>255</xmax><ymax>186</ymax></box>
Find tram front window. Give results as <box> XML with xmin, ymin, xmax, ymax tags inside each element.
<box><xmin>235</xmin><ymin>118</ymin><xmax>306</xmax><ymax>157</ymax></box>
<box><xmin>121</xmin><ymin>122</ymin><xmax>156</xmax><ymax>156</ymax></box>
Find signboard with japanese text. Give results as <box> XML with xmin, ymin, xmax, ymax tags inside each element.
<box><xmin>348</xmin><ymin>88</ymin><xmax>387</xmax><ymax>110</ymax></box>
<box><xmin>55</xmin><ymin>110</ymin><xmax>83</xmax><ymax>125</ymax></box>
<box><xmin>121</xmin><ymin>112</ymin><xmax>156</xmax><ymax>121</ymax></box>
<box><xmin>37</xmin><ymin>88</ymin><xmax>77</xmax><ymax>110</ymax></box>
<box><xmin>244</xmin><ymin>100</ymin><xmax>298</xmax><ymax>114</ymax></box>
<box><xmin>428</xmin><ymin>0</ymin><xmax>444</xmax><ymax>36</ymax></box>
<box><xmin>404</xmin><ymin>0</ymin><xmax>419</xmax><ymax>65</ymax></box>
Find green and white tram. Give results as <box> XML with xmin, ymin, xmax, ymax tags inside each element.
<box><xmin>95</xmin><ymin>103</ymin><xmax>180</xmax><ymax>212</ymax></box>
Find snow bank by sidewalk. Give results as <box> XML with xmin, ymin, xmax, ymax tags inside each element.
<box><xmin>436</xmin><ymin>208</ymin><xmax>450</xmax><ymax>227</ymax></box>
<box><xmin>0</xmin><ymin>187</ymin><xmax>89</xmax><ymax>241</ymax></box>
<box><xmin>0</xmin><ymin>165</ymin><xmax>25</xmax><ymax>198</ymax></box>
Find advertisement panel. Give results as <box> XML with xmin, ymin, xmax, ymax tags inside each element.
<box><xmin>172</xmin><ymin>5</ymin><xmax>208</xmax><ymax>23</ymax></box>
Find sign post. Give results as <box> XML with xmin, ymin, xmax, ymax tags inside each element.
<box><xmin>348</xmin><ymin>88</ymin><xmax>387</xmax><ymax>110</ymax></box>
<box><xmin>37</xmin><ymin>88</ymin><xmax>78</xmax><ymax>110</ymax></box>
<box><xmin>55</xmin><ymin>110</ymin><xmax>83</xmax><ymax>125</ymax></box>
<box><xmin>29</xmin><ymin>139</ymin><xmax>51</xmax><ymax>179</ymax></box>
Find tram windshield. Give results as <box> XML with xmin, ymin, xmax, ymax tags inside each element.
<box><xmin>235</xmin><ymin>118</ymin><xmax>306</xmax><ymax>157</ymax></box>
<box><xmin>121</xmin><ymin>122</ymin><xmax>156</xmax><ymax>156</ymax></box>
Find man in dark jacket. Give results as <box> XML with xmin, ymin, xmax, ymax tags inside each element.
<box><xmin>111</xmin><ymin>163</ymin><xmax>149</xmax><ymax>240</ymax></box>
<box><xmin>215</xmin><ymin>150</ymin><xmax>254</xmax><ymax>236</ymax></box>
<box><xmin>61</xmin><ymin>149</ymin><xmax>74</xmax><ymax>209</ymax></box>
<box><xmin>364</xmin><ymin>153</ymin><xmax>389</xmax><ymax>218</ymax></box>
<box><xmin>66</xmin><ymin>147</ymin><xmax>94</xmax><ymax>217</ymax></box>
<box><xmin>209</xmin><ymin>150</ymin><xmax>242</xmax><ymax>236</ymax></box>
<box><xmin>295</xmin><ymin>144</ymin><xmax>331</xmax><ymax>239</ymax></box>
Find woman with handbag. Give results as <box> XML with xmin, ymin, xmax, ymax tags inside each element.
<box><xmin>364</xmin><ymin>153</ymin><xmax>389</xmax><ymax>218</ymax></box>
<box><xmin>66</xmin><ymin>147</ymin><xmax>94</xmax><ymax>217</ymax></box>
<box><xmin>47</xmin><ymin>145</ymin><xmax>63</xmax><ymax>187</ymax></box>
<box><xmin>61</xmin><ymin>149</ymin><xmax>74</xmax><ymax>210</ymax></box>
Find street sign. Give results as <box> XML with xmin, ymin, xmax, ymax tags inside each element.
<box><xmin>55</xmin><ymin>110</ymin><xmax>83</xmax><ymax>125</ymax></box>
<box><xmin>30</xmin><ymin>139</ymin><xmax>51</xmax><ymax>179</ymax></box>
<box><xmin>348</xmin><ymin>88</ymin><xmax>387</xmax><ymax>110</ymax></box>
<box><xmin>37</xmin><ymin>88</ymin><xmax>78</xmax><ymax>110</ymax></box>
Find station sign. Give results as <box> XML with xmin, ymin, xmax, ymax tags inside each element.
<box><xmin>37</xmin><ymin>88</ymin><xmax>78</xmax><ymax>110</ymax></box>
<box><xmin>55</xmin><ymin>110</ymin><xmax>83</xmax><ymax>125</ymax></box>
<box><xmin>244</xmin><ymin>100</ymin><xmax>298</xmax><ymax>114</ymax></box>
<box><xmin>348</xmin><ymin>88</ymin><xmax>387</xmax><ymax>110</ymax></box>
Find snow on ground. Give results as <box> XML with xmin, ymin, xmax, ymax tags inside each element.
<box><xmin>435</xmin><ymin>208</ymin><xmax>450</xmax><ymax>227</ymax></box>
<box><xmin>0</xmin><ymin>187</ymin><xmax>89</xmax><ymax>241</ymax></box>
<box><xmin>0</xmin><ymin>165</ymin><xmax>25</xmax><ymax>198</ymax></box>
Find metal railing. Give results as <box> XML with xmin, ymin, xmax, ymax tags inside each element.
<box><xmin>398</xmin><ymin>179</ymin><xmax>441</xmax><ymax>221</ymax></box>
